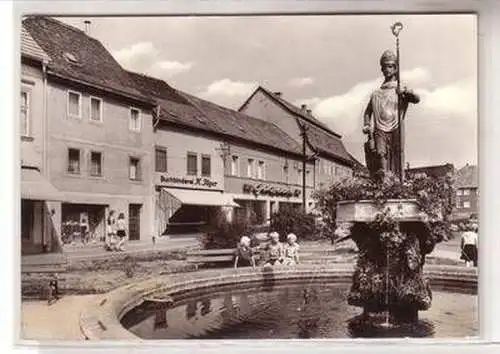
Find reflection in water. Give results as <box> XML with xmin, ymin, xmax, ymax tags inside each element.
<box><xmin>154</xmin><ymin>309</ymin><xmax>168</xmax><ymax>330</ymax></box>
<box><xmin>201</xmin><ymin>299</ymin><xmax>211</xmax><ymax>317</ymax></box>
<box><xmin>186</xmin><ymin>300</ymin><xmax>197</xmax><ymax>320</ymax></box>
<box><xmin>124</xmin><ymin>285</ymin><xmax>477</xmax><ymax>340</ymax></box>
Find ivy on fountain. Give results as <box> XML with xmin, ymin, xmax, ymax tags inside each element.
<box><xmin>314</xmin><ymin>170</ymin><xmax>456</xmax><ymax>245</ymax></box>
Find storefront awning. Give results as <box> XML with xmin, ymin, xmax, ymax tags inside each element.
<box><xmin>161</xmin><ymin>188</ymin><xmax>240</xmax><ymax>207</ymax></box>
<box><xmin>21</xmin><ymin>167</ymin><xmax>65</xmax><ymax>201</ymax></box>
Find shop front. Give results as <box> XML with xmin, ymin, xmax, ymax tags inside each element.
<box><xmin>21</xmin><ymin>165</ymin><xmax>65</xmax><ymax>254</ymax></box>
<box><xmin>155</xmin><ymin>174</ymin><xmax>239</xmax><ymax>235</ymax></box>
<box><xmin>225</xmin><ymin>177</ymin><xmax>312</xmax><ymax>226</ymax></box>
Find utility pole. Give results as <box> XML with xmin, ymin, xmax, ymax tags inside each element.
<box><xmin>301</xmin><ymin>124</ymin><xmax>308</xmax><ymax>212</ymax></box>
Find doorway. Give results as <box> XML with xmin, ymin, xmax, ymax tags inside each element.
<box><xmin>128</xmin><ymin>204</ymin><xmax>142</xmax><ymax>241</ymax></box>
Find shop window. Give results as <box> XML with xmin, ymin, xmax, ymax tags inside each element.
<box><xmin>257</xmin><ymin>161</ymin><xmax>265</xmax><ymax>180</ymax></box>
<box><xmin>129</xmin><ymin>107</ymin><xmax>141</xmax><ymax>132</ymax></box>
<box><xmin>129</xmin><ymin>157</ymin><xmax>141</xmax><ymax>180</ymax></box>
<box><xmin>20</xmin><ymin>89</ymin><xmax>30</xmax><ymax>137</ymax></box>
<box><xmin>187</xmin><ymin>153</ymin><xmax>197</xmax><ymax>176</ymax></box>
<box><xmin>90</xmin><ymin>96</ymin><xmax>103</xmax><ymax>122</ymax></box>
<box><xmin>67</xmin><ymin>148</ymin><xmax>81</xmax><ymax>174</ymax></box>
<box><xmin>90</xmin><ymin>151</ymin><xmax>103</xmax><ymax>177</ymax></box>
<box><xmin>155</xmin><ymin>147</ymin><xmax>168</xmax><ymax>173</ymax></box>
<box><xmin>201</xmin><ymin>155</ymin><xmax>211</xmax><ymax>177</ymax></box>
<box><xmin>67</xmin><ymin>90</ymin><xmax>81</xmax><ymax>118</ymax></box>
<box><xmin>231</xmin><ymin>155</ymin><xmax>239</xmax><ymax>176</ymax></box>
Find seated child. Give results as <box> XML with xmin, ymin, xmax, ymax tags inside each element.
<box><xmin>283</xmin><ymin>233</ymin><xmax>300</xmax><ymax>265</ymax></box>
<box><xmin>234</xmin><ymin>236</ymin><xmax>256</xmax><ymax>269</ymax></box>
<box><xmin>263</xmin><ymin>232</ymin><xmax>284</xmax><ymax>267</ymax></box>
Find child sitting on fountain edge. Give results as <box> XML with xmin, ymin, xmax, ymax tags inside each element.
<box><xmin>234</xmin><ymin>236</ymin><xmax>256</xmax><ymax>269</ymax></box>
<box><xmin>263</xmin><ymin>232</ymin><xmax>284</xmax><ymax>267</ymax></box>
<box><xmin>283</xmin><ymin>233</ymin><xmax>300</xmax><ymax>265</ymax></box>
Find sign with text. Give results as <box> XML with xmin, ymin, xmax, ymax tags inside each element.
<box><xmin>243</xmin><ymin>183</ymin><xmax>300</xmax><ymax>198</ymax></box>
<box><xmin>159</xmin><ymin>175</ymin><xmax>218</xmax><ymax>188</ymax></box>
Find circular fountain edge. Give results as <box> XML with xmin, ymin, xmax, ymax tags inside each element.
<box><xmin>79</xmin><ymin>263</ymin><xmax>477</xmax><ymax>341</ymax></box>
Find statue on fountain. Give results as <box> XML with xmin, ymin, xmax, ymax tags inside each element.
<box><xmin>363</xmin><ymin>50</ymin><xmax>420</xmax><ymax>183</ymax></box>
<box><xmin>341</xmin><ymin>23</ymin><xmax>439</xmax><ymax>335</ymax></box>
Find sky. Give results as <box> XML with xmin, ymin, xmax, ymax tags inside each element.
<box><xmin>59</xmin><ymin>14</ymin><xmax>477</xmax><ymax>169</ymax></box>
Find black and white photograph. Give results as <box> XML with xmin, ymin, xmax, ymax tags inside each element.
<box><xmin>18</xmin><ymin>12</ymin><xmax>478</xmax><ymax>342</ymax></box>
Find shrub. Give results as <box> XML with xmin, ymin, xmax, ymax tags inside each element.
<box><xmin>313</xmin><ymin>171</ymin><xmax>455</xmax><ymax>245</ymax></box>
<box><xmin>269</xmin><ymin>208</ymin><xmax>321</xmax><ymax>242</ymax></box>
<box><xmin>200</xmin><ymin>210</ymin><xmax>258</xmax><ymax>250</ymax></box>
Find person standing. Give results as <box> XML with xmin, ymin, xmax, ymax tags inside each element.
<box><xmin>116</xmin><ymin>212</ymin><xmax>128</xmax><ymax>252</ymax></box>
<box><xmin>105</xmin><ymin>210</ymin><xmax>117</xmax><ymax>251</ymax></box>
<box><xmin>460</xmin><ymin>223</ymin><xmax>478</xmax><ymax>267</ymax></box>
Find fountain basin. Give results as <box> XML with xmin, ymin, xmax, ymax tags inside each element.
<box><xmin>79</xmin><ymin>264</ymin><xmax>477</xmax><ymax>340</ymax></box>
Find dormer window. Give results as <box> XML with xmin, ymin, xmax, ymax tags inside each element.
<box><xmin>63</xmin><ymin>52</ymin><xmax>79</xmax><ymax>64</ymax></box>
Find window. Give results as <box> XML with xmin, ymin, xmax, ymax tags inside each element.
<box><xmin>20</xmin><ymin>90</ymin><xmax>30</xmax><ymax>136</ymax></box>
<box><xmin>187</xmin><ymin>153</ymin><xmax>198</xmax><ymax>176</ymax></box>
<box><xmin>257</xmin><ymin>161</ymin><xmax>265</xmax><ymax>180</ymax></box>
<box><xmin>129</xmin><ymin>157</ymin><xmax>141</xmax><ymax>180</ymax></box>
<box><xmin>90</xmin><ymin>96</ymin><xmax>103</xmax><ymax>122</ymax></box>
<box><xmin>201</xmin><ymin>155</ymin><xmax>211</xmax><ymax>177</ymax></box>
<box><xmin>129</xmin><ymin>108</ymin><xmax>141</xmax><ymax>131</ymax></box>
<box><xmin>231</xmin><ymin>156</ymin><xmax>239</xmax><ymax>176</ymax></box>
<box><xmin>67</xmin><ymin>91</ymin><xmax>81</xmax><ymax>118</ymax></box>
<box><xmin>456</xmin><ymin>200</ymin><xmax>461</xmax><ymax>208</ymax></box>
<box><xmin>67</xmin><ymin>148</ymin><xmax>81</xmax><ymax>174</ymax></box>
<box><xmin>463</xmin><ymin>189</ymin><xmax>470</xmax><ymax>196</ymax></box>
<box><xmin>456</xmin><ymin>190</ymin><xmax>463</xmax><ymax>196</ymax></box>
<box><xmin>463</xmin><ymin>201</ymin><xmax>471</xmax><ymax>208</ymax></box>
<box><xmin>247</xmin><ymin>159</ymin><xmax>255</xmax><ymax>178</ymax></box>
<box><xmin>89</xmin><ymin>151</ymin><xmax>103</xmax><ymax>177</ymax></box>
<box><xmin>155</xmin><ymin>147</ymin><xmax>168</xmax><ymax>173</ymax></box>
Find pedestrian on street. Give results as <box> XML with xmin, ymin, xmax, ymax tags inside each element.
<box><xmin>105</xmin><ymin>210</ymin><xmax>117</xmax><ymax>251</ymax></box>
<box><xmin>116</xmin><ymin>212</ymin><xmax>128</xmax><ymax>252</ymax></box>
<box><xmin>460</xmin><ymin>222</ymin><xmax>478</xmax><ymax>267</ymax></box>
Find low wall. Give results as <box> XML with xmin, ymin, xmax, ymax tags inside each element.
<box><xmin>79</xmin><ymin>264</ymin><xmax>477</xmax><ymax>340</ymax></box>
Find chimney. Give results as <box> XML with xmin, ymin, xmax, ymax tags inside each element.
<box><xmin>306</xmin><ymin>109</ymin><xmax>312</xmax><ymax>115</ymax></box>
<box><xmin>301</xmin><ymin>104</ymin><xmax>307</xmax><ymax>111</ymax></box>
<box><xmin>273</xmin><ymin>91</ymin><xmax>282</xmax><ymax>97</ymax></box>
<box><xmin>84</xmin><ymin>20</ymin><xmax>91</xmax><ymax>35</ymax></box>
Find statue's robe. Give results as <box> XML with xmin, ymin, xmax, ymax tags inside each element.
<box><xmin>367</xmin><ymin>81</ymin><xmax>409</xmax><ymax>180</ymax></box>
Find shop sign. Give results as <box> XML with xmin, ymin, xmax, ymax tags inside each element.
<box><xmin>243</xmin><ymin>183</ymin><xmax>300</xmax><ymax>198</ymax></box>
<box><xmin>160</xmin><ymin>175</ymin><xmax>218</xmax><ymax>188</ymax></box>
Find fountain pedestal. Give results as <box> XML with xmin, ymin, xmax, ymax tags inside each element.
<box><xmin>336</xmin><ymin>199</ymin><xmax>437</xmax><ymax>327</ymax></box>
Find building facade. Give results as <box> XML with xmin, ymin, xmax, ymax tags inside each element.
<box><xmin>454</xmin><ymin>164</ymin><xmax>478</xmax><ymax>220</ymax></box>
<box><xmin>23</xmin><ymin>17</ymin><xmax>157</xmax><ymax>246</ymax></box>
<box><xmin>239</xmin><ymin>87</ymin><xmax>356</xmax><ymax>191</ymax></box>
<box><xmin>20</xmin><ymin>26</ymin><xmax>65</xmax><ymax>254</ymax></box>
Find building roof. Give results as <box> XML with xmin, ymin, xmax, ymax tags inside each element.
<box><xmin>240</xmin><ymin>86</ymin><xmax>353</xmax><ymax>165</ymax></box>
<box><xmin>455</xmin><ymin>164</ymin><xmax>478</xmax><ymax>189</ymax></box>
<box><xmin>22</xmin><ymin>16</ymin><xmax>153</xmax><ymax>105</ymax></box>
<box><xmin>182</xmin><ymin>92</ymin><xmax>302</xmax><ymax>155</ymax></box>
<box><xmin>303</xmin><ymin>120</ymin><xmax>353</xmax><ymax>165</ymax></box>
<box><xmin>244</xmin><ymin>86</ymin><xmax>339</xmax><ymax>136</ymax></box>
<box><xmin>127</xmin><ymin>71</ymin><xmax>302</xmax><ymax>156</ymax></box>
<box><xmin>21</xmin><ymin>25</ymin><xmax>50</xmax><ymax>62</ymax></box>
<box><xmin>406</xmin><ymin>163</ymin><xmax>455</xmax><ymax>179</ymax></box>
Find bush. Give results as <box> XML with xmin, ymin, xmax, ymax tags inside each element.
<box><xmin>200</xmin><ymin>210</ymin><xmax>258</xmax><ymax>250</ymax></box>
<box><xmin>269</xmin><ymin>208</ymin><xmax>321</xmax><ymax>242</ymax></box>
